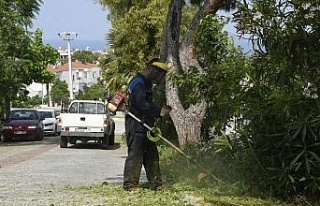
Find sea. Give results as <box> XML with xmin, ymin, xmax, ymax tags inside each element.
<box><xmin>43</xmin><ymin>39</ymin><xmax>108</xmax><ymax>51</ymax></box>
<box><xmin>44</xmin><ymin>38</ymin><xmax>252</xmax><ymax>54</ymax></box>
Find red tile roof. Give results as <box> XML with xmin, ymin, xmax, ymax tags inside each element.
<box><xmin>47</xmin><ymin>62</ymin><xmax>98</xmax><ymax>72</ymax></box>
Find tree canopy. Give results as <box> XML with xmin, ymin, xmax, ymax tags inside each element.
<box><xmin>50</xmin><ymin>78</ymin><xmax>69</xmax><ymax>104</ymax></box>
<box><xmin>72</xmin><ymin>50</ymin><xmax>101</xmax><ymax>64</ymax></box>
<box><xmin>0</xmin><ymin>0</ymin><xmax>58</xmax><ymax>115</ymax></box>
<box><xmin>98</xmin><ymin>0</ymin><xmax>171</xmax><ymax>92</ymax></box>
<box><xmin>230</xmin><ymin>0</ymin><xmax>320</xmax><ymax>198</ymax></box>
<box><xmin>75</xmin><ymin>82</ymin><xmax>105</xmax><ymax>100</ymax></box>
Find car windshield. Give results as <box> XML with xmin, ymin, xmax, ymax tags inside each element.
<box><xmin>10</xmin><ymin>110</ymin><xmax>38</xmax><ymax>120</ymax></box>
<box><xmin>39</xmin><ymin>111</ymin><xmax>53</xmax><ymax>118</ymax></box>
<box><xmin>69</xmin><ymin>102</ymin><xmax>105</xmax><ymax>114</ymax></box>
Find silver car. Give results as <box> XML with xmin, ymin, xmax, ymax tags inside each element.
<box><xmin>38</xmin><ymin>108</ymin><xmax>61</xmax><ymax>136</ymax></box>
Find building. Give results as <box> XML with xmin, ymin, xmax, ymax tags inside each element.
<box><xmin>48</xmin><ymin>61</ymin><xmax>101</xmax><ymax>95</ymax></box>
<box><xmin>27</xmin><ymin>61</ymin><xmax>101</xmax><ymax>101</ymax></box>
<box><xmin>26</xmin><ymin>45</ymin><xmax>103</xmax><ymax>104</ymax></box>
<box><xmin>27</xmin><ymin>82</ymin><xmax>46</xmax><ymax>98</ymax></box>
<box><xmin>57</xmin><ymin>47</ymin><xmax>73</xmax><ymax>60</ymax></box>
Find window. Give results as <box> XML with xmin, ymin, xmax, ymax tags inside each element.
<box><xmin>10</xmin><ymin>110</ymin><xmax>38</xmax><ymax>120</ymax></box>
<box><xmin>97</xmin><ymin>103</ymin><xmax>105</xmax><ymax>114</ymax></box>
<box><xmin>78</xmin><ymin>71</ymin><xmax>83</xmax><ymax>79</ymax></box>
<box><xmin>83</xmin><ymin>103</ymin><xmax>95</xmax><ymax>114</ymax></box>
<box><xmin>39</xmin><ymin>111</ymin><xmax>53</xmax><ymax>118</ymax></box>
<box><xmin>54</xmin><ymin>111</ymin><xmax>61</xmax><ymax>117</ymax></box>
<box><xmin>72</xmin><ymin>102</ymin><xmax>106</xmax><ymax>114</ymax></box>
<box><xmin>28</xmin><ymin>112</ymin><xmax>37</xmax><ymax>120</ymax></box>
<box><xmin>69</xmin><ymin>102</ymin><xmax>78</xmax><ymax>113</ymax></box>
<box><xmin>56</xmin><ymin>72</ymin><xmax>62</xmax><ymax>78</ymax></box>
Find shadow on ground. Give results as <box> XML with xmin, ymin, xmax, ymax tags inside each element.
<box><xmin>68</xmin><ymin>142</ymin><xmax>121</xmax><ymax>150</ymax></box>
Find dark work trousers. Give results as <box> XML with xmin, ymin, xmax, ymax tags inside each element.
<box><xmin>123</xmin><ymin>118</ymin><xmax>162</xmax><ymax>187</ymax></box>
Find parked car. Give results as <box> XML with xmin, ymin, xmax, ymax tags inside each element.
<box><xmin>37</xmin><ymin>108</ymin><xmax>61</xmax><ymax>136</ymax></box>
<box><xmin>1</xmin><ymin>108</ymin><xmax>44</xmax><ymax>142</ymax></box>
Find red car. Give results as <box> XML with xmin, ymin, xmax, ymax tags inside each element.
<box><xmin>1</xmin><ymin>108</ymin><xmax>44</xmax><ymax>142</ymax></box>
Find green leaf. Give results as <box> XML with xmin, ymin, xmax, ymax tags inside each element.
<box><xmin>307</xmin><ymin>151</ymin><xmax>320</xmax><ymax>162</ymax></box>
<box><xmin>290</xmin><ymin>150</ymin><xmax>304</xmax><ymax>166</ymax></box>
<box><xmin>288</xmin><ymin>175</ymin><xmax>295</xmax><ymax>183</ymax></box>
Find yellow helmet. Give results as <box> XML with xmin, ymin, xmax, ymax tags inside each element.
<box><xmin>151</xmin><ymin>62</ymin><xmax>170</xmax><ymax>72</ymax></box>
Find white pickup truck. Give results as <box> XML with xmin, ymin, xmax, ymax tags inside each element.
<box><xmin>58</xmin><ymin>100</ymin><xmax>115</xmax><ymax>149</ymax></box>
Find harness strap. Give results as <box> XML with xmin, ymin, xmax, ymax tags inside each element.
<box><xmin>128</xmin><ymin>77</ymin><xmax>145</xmax><ymax>94</ymax></box>
<box><xmin>127</xmin><ymin>76</ymin><xmax>146</xmax><ymax>120</ymax></box>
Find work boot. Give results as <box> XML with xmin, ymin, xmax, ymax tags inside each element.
<box><xmin>149</xmin><ymin>182</ymin><xmax>168</xmax><ymax>191</ymax></box>
<box><xmin>123</xmin><ymin>183</ymin><xmax>139</xmax><ymax>191</ymax></box>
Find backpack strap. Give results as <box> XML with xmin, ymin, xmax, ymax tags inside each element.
<box><xmin>127</xmin><ymin>76</ymin><xmax>146</xmax><ymax>118</ymax></box>
<box><xmin>128</xmin><ymin>76</ymin><xmax>145</xmax><ymax>94</ymax></box>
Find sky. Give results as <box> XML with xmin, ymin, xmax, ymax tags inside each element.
<box><xmin>32</xmin><ymin>0</ymin><xmax>111</xmax><ymax>50</ymax></box>
<box><xmin>32</xmin><ymin>1</ymin><xmax>251</xmax><ymax>52</ymax></box>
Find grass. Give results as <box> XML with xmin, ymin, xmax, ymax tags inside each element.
<box><xmin>48</xmin><ymin>135</ymin><xmax>317</xmax><ymax>206</ymax></box>
<box><xmin>51</xmin><ymin>137</ymin><xmax>300</xmax><ymax>206</ymax></box>
<box><xmin>57</xmin><ymin>183</ymin><xmax>294</xmax><ymax>206</ymax></box>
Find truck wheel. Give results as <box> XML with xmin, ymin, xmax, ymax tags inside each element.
<box><xmin>101</xmin><ymin>134</ymin><xmax>109</xmax><ymax>150</ymax></box>
<box><xmin>60</xmin><ymin>136</ymin><xmax>68</xmax><ymax>148</ymax></box>
<box><xmin>70</xmin><ymin>137</ymin><xmax>77</xmax><ymax>145</ymax></box>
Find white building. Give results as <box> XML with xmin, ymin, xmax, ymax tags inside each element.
<box><xmin>27</xmin><ymin>82</ymin><xmax>46</xmax><ymax>97</ymax></box>
<box><xmin>27</xmin><ymin>61</ymin><xmax>101</xmax><ymax>99</ymax></box>
<box><xmin>48</xmin><ymin>61</ymin><xmax>101</xmax><ymax>95</ymax></box>
<box><xmin>57</xmin><ymin>47</ymin><xmax>74</xmax><ymax>60</ymax></box>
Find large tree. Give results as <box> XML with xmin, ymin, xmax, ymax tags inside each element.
<box><xmin>27</xmin><ymin>29</ymin><xmax>59</xmax><ymax>107</ymax></box>
<box><xmin>160</xmin><ymin>0</ymin><xmax>237</xmax><ymax>145</ymax></box>
<box><xmin>75</xmin><ymin>82</ymin><xmax>106</xmax><ymax>100</ymax></box>
<box><xmin>0</xmin><ymin>0</ymin><xmax>58</xmax><ymax>115</ymax></box>
<box><xmin>98</xmin><ymin>0</ymin><xmax>239</xmax><ymax>146</ymax></box>
<box><xmin>50</xmin><ymin>78</ymin><xmax>69</xmax><ymax>106</ymax></box>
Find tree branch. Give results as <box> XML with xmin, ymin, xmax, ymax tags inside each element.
<box><xmin>180</xmin><ymin>0</ymin><xmax>224</xmax><ymax>72</ymax></box>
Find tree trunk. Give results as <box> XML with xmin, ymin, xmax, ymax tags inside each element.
<box><xmin>4</xmin><ymin>96</ymin><xmax>10</xmax><ymax>118</ymax></box>
<box><xmin>0</xmin><ymin>99</ymin><xmax>3</xmax><ymax>118</ymax></box>
<box><xmin>46</xmin><ymin>83</ymin><xmax>51</xmax><ymax>106</ymax></box>
<box><xmin>166</xmin><ymin>81</ymin><xmax>206</xmax><ymax>145</ymax></box>
<box><xmin>160</xmin><ymin>0</ymin><xmax>223</xmax><ymax>146</ymax></box>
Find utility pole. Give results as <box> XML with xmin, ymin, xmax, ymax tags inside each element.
<box><xmin>58</xmin><ymin>32</ymin><xmax>77</xmax><ymax>100</ymax></box>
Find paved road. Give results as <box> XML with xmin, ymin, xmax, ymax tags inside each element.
<box><xmin>113</xmin><ymin>113</ymin><xmax>125</xmax><ymax>136</ymax></box>
<box><xmin>0</xmin><ymin>117</ymin><xmax>130</xmax><ymax>205</ymax></box>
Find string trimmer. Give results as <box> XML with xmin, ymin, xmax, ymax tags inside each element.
<box><xmin>126</xmin><ymin>111</ymin><xmax>221</xmax><ymax>183</ymax></box>
<box><xmin>106</xmin><ymin>92</ymin><xmax>220</xmax><ymax>182</ymax></box>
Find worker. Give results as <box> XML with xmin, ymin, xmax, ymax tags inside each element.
<box><xmin>123</xmin><ymin>58</ymin><xmax>171</xmax><ymax>191</ymax></box>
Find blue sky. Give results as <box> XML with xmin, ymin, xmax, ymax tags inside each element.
<box><xmin>32</xmin><ymin>0</ymin><xmax>111</xmax><ymax>43</ymax></box>
<box><xmin>32</xmin><ymin>1</ymin><xmax>251</xmax><ymax>52</ymax></box>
